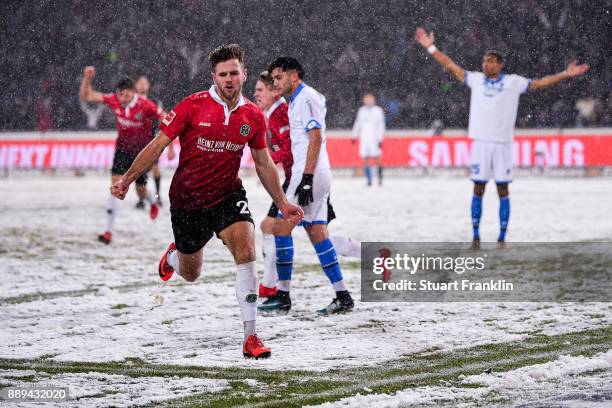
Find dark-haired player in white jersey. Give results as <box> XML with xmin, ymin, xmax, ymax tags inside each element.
<box><xmin>266</xmin><ymin>57</ymin><xmax>355</xmax><ymax>315</ymax></box>
<box><xmin>416</xmin><ymin>28</ymin><xmax>589</xmax><ymax>247</ymax></box>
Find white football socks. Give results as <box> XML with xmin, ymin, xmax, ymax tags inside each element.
<box><xmin>244</xmin><ymin>321</ymin><xmax>256</xmax><ymax>341</ymax></box>
<box><xmin>262</xmin><ymin>234</ymin><xmax>277</xmax><ymax>288</ymax></box>
<box><xmin>236</xmin><ymin>261</ymin><xmax>258</xmax><ymax>339</ymax></box>
<box><xmin>105</xmin><ymin>194</ymin><xmax>117</xmax><ymax>232</ymax></box>
<box><xmin>332</xmin><ymin>280</ymin><xmax>347</xmax><ymax>292</ymax></box>
<box><xmin>277</xmin><ymin>280</ymin><xmax>291</xmax><ymax>292</ymax></box>
<box><xmin>167</xmin><ymin>250</ymin><xmax>180</xmax><ymax>276</ymax></box>
<box><xmin>330</xmin><ymin>235</ymin><xmax>361</xmax><ymax>258</ymax></box>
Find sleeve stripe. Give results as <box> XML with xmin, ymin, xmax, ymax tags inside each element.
<box><xmin>305</xmin><ymin>119</ymin><xmax>322</xmax><ymax>131</ymax></box>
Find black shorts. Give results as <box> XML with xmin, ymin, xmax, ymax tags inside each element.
<box><xmin>267</xmin><ymin>195</ymin><xmax>337</xmax><ymax>224</ymax></box>
<box><xmin>112</xmin><ymin>150</ymin><xmax>147</xmax><ymax>185</ymax></box>
<box><xmin>170</xmin><ymin>188</ymin><xmax>254</xmax><ymax>254</ymax></box>
<box><xmin>266</xmin><ymin>178</ymin><xmax>290</xmax><ymax>218</ymax></box>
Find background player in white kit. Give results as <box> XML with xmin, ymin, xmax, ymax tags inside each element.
<box><xmin>352</xmin><ymin>93</ymin><xmax>386</xmax><ymax>186</ymax></box>
<box><xmin>267</xmin><ymin>57</ymin><xmax>354</xmax><ymax>314</ymax></box>
<box><xmin>416</xmin><ymin>27</ymin><xmax>589</xmax><ymax>246</ymax></box>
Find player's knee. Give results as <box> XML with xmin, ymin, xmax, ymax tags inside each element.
<box><xmin>496</xmin><ymin>183</ymin><xmax>509</xmax><ymax>198</ymax></box>
<box><xmin>260</xmin><ymin>218</ymin><xmax>275</xmax><ymax>235</ymax></box>
<box><xmin>473</xmin><ymin>182</ymin><xmax>486</xmax><ymax>196</ymax></box>
<box><xmin>235</xmin><ymin>244</ymin><xmax>256</xmax><ymax>264</ymax></box>
<box><xmin>306</xmin><ymin>226</ymin><xmax>329</xmax><ymax>244</ymax></box>
<box><xmin>180</xmin><ymin>267</ymin><xmax>201</xmax><ymax>282</ymax></box>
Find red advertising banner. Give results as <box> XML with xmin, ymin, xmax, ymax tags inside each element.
<box><xmin>328</xmin><ymin>135</ymin><xmax>612</xmax><ymax>168</ymax></box>
<box><xmin>1</xmin><ymin>133</ymin><xmax>611</xmax><ymax>169</ymax></box>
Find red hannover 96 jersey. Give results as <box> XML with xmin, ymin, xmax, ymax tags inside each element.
<box><xmin>267</xmin><ymin>98</ymin><xmax>292</xmax><ymax>180</ymax></box>
<box><xmin>159</xmin><ymin>86</ymin><xmax>267</xmax><ymax>209</ymax></box>
<box><xmin>102</xmin><ymin>94</ymin><xmax>162</xmax><ymax>154</ymax></box>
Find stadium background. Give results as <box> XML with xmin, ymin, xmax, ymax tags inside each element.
<box><xmin>0</xmin><ymin>0</ymin><xmax>609</xmax><ymax>132</ymax></box>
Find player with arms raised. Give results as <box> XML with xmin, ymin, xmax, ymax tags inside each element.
<box><xmin>110</xmin><ymin>44</ymin><xmax>303</xmax><ymax>358</ymax></box>
<box><xmin>415</xmin><ymin>28</ymin><xmax>589</xmax><ymax>247</ymax></box>
<box><xmin>80</xmin><ymin>68</ymin><xmax>170</xmax><ymax>244</ymax></box>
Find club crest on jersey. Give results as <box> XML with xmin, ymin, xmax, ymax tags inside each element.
<box><xmin>483</xmin><ymin>80</ymin><xmax>504</xmax><ymax>97</ymax></box>
<box><xmin>162</xmin><ymin>110</ymin><xmax>176</xmax><ymax>126</ymax></box>
<box><xmin>240</xmin><ymin>124</ymin><xmax>251</xmax><ymax>137</ymax></box>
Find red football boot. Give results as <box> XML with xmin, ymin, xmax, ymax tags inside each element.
<box><xmin>158</xmin><ymin>243</ymin><xmax>177</xmax><ymax>281</ymax></box>
<box><xmin>150</xmin><ymin>201</ymin><xmax>159</xmax><ymax>220</ymax></box>
<box><xmin>258</xmin><ymin>283</ymin><xmax>278</xmax><ymax>298</ymax></box>
<box><xmin>97</xmin><ymin>231</ymin><xmax>112</xmax><ymax>245</ymax></box>
<box><xmin>243</xmin><ymin>334</ymin><xmax>271</xmax><ymax>359</ymax></box>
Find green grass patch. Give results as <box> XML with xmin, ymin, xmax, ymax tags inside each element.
<box><xmin>0</xmin><ymin>325</ymin><xmax>609</xmax><ymax>407</ymax></box>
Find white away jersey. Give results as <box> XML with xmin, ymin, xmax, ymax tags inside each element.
<box><xmin>464</xmin><ymin>72</ymin><xmax>531</xmax><ymax>142</ymax></box>
<box><xmin>352</xmin><ymin>105</ymin><xmax>385</xmax><ymax>142</ymax></box>
<box><xmin>288</xmin><ymin>83</ymin><xmax>330</xmax><ymax>173</ymax></box>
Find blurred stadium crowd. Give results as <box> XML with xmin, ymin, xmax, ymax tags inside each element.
<box><xmin>1</xmin><ymin>0</ymin><xmax>609</xmax><ymax>131</ymax></box>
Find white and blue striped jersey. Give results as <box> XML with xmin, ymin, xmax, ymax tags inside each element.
<box><xmin>464</xmin><ymin>72</ymin><xmax>531</xmax><ymax>143</ymax></box>
<box><xmin>288</xmin><ymin>83</ymin><xmax>331</xmax><ymax>175</ymax></box>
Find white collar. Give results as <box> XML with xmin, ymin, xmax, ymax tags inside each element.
<box><xmin>265</xmin><ymin>97</ymin><xmax>286</xmax><ymax>119</ymax></box>
<box><xmin>126</xmin><ymin>94</ymin><xmax>138</xmax><ymax>108</ymax></box>
<box><xmin>209</xmin><ymin>85</ymin><xmax>246</xmax><ymax>125</ymax></box>
<box><xmin>209</xmin><ymin>85</ymin><xmax>246</xmax><ymax>110</ymax></box>
<box><xmin>124</xmin><ymin>94</ymin><xmax>139</xmax><ymax>116</ymax></box>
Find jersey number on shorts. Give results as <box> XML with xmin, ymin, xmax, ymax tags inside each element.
<box><xmin>236</xmin><ymin>200</ymin><xmax>250</xmax><ymax>214</ymax></box>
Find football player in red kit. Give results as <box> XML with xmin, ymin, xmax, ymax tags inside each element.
<box><xmin>110</xmin><ymin>44</ymin><xmax>303</xmax><ymax>359</ymax></box>
<box><xmin>80</xmin><ymin>67</ymin><xmax>170</xmax><ymax>244</ymax></box>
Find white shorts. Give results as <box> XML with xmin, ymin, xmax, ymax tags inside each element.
<box><xmin>470</xmin><ymin>140</ymin><xmax>513</xmax><ymax>183</ymax></box>
<box><xmin>359</xmin><ymin>138</ymin><xmax>381</xmax><ymax>158</ymax></box>
<box><xmin>285</xmin><ymin>169</ymin><xmax>331</xmax><ymax>225</ymax></box>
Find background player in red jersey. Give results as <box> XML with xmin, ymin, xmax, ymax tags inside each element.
<box><xmin>80</xmin><ymin>67</ymin><xmax>169</xmax><ymax>244</ymax></box>
<box><xmin>134</xmin><ymin>76</ymin><xmax>175</xmax><ymax>208</ymax></box>
<box><xmin>109</xmin><ymin>44</ymin><xmax>303</xmax><ymax>359</ymax></box>
<box><xmin>253</xmin><ymin>71</ymin><xmax>292</xmax><ymax>299</ymax></box>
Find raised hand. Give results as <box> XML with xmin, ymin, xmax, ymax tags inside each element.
<box><xmin>565</xmin><ymin>60</ymin><xmax>589</xmax><ymax>77</ymax></box>
<box><xmin>83</xmin><ymin>66</ymin><xmax>96</xmax><ymax>79</ymax></box>
<box><xmin>415</xmin><ymin>27</ymin><xmax>435</xmax><ymax>48</ymax></box>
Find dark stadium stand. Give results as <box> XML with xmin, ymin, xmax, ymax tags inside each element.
<box><xmin>0</xmin><ymin>0</ymin><xmax>609</xmax><ymax>130</ymax></box>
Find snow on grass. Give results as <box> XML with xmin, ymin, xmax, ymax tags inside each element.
<box><xmin>0</xmin><ymin>173</ymin><xmax>611</xmax><ymax>405</ymax></box>
<box><xmin>2</xmin><ymin>370</ymin><xmax>229</xmax><ymax>407</ymax></box>
<box><xmin>306</xmin><ymin>350</ymin><xmax>612</xmax><ymax>407</ymax></box>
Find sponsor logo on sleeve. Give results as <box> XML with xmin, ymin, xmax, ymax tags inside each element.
<box><xmin>162</xmin><ymin>110</ymin><xmax>176</xmax><ymax>126</ymax></box>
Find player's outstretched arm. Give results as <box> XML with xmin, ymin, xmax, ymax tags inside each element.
<box><xmin>415</xmin><ymin>27</ymin><xmax>465</xmax><ymax>82</ymax></box>
<box><xmin>251</xmin><ymin>147</ymin><xmax>303</xmax><ymax>225</ymax></box>
<box><xmin>529</xmin><ymin>60</ymin><xmax>590</xmax><ymax>91</ymax></box>
<box><xmin>79</xmin><ymin>66</ymin><xmax>104</xmax><ymax>103</ymax></box>
<box><xmin>111</xmin><ymin>131</ymin><xmax>172</xmax><ymax>199</ymax></box>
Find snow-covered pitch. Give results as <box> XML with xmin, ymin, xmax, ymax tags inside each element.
<box><xmin>1</xmin><ymin>172</ymin><xmax>611</xmax><ymax>407</ymax></box>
